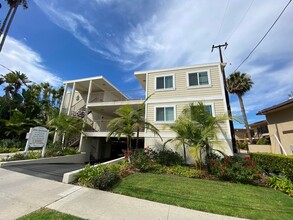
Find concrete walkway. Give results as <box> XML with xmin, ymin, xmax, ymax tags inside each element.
<box><xmin>0</xmin><ymin>168</ymin><xmax>246</xmax><ymax>220</ymax></box>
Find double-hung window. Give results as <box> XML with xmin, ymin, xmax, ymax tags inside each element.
<box><xmin>188</xmin><ymin>71</ymin><xmax>210</xmax><ymax>87</ymax></box>
<box><xmin>156</xmin><ymin>75</ymin><xmax>174</xmax><ymax>90</ymax></box>
<box><xmin>156</xmin><ymin>106</ymin><xmax>175</xmax><ymax>122</ymax></box>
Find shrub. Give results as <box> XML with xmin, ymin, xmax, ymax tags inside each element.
<box><xmin>236</xmin><ymin>140</ymin><xmax>248</xmax><ymax>150</ymax></box>
<box><xmin>251</xmin><ymin>153</ymin><xmax>293</xmax><ymax>180</ymax></box>
<box><xmin>256</xmin><ymin>138</ymin><xmax>269</xmax><ymax>145</ymax></box>
<box><xmin>151</xmin><ymin>149</ymin><xmax>184</xmax><ymax>166</ymax></box>
<box><xmin>77</xmin><ymin>164</ymin><xmax>120</xmax><ymax>190</ymax></box>
<box><xmin>268</xmin><ymin>175</ymin><xmax>293</xmax><ymax>197</ymax></box>
<box><xmin>210</xmin><ymin>156</ymin><xmax>261</xmax><ymax>183</ymax></box>
<box><xmin>76</xmin><ymin>164</ymin><xmax>98</xmax><ymax>188</ymax></box>
<box><xmin>45</xmin><ymin>142</ymin><xmax>78</xmax><ymax>157</ymax></box>
<box><xmin>164</xmin><ymin>165</ymin><xmax>201</xmax><ymax>178</ymax></box>
<box><xmin>0</xmin><ymin>147</ymin><xmax>21</xmax><ymax>153</ymax></box>
<box><xmin>125</xmin><ymin>149</ymin><xmax>154</xmax><ymax>172</ymax></box>
<box><xmin>3</xmin><ymin>151</ymin><xmax>41</xmax><ymax>161</ymax></box>
<box><xmin>0</xmin><ymin>139</ymin><xmax>25</xmax><ymax>149</ymax></box>
<box><xmin>92</xmin><ymin>165</ymin><xmax>120</xmax><ymax>190</ymax></box>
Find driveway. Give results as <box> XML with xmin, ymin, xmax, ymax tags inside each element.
<box><xmin>2</xmin><ymin>163</ymin><xmax>84</xmax><ymax>182</ymax></box>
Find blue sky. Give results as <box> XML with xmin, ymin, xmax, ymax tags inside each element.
<box><xmin>0</xmin><ymin>0</ymin><xmax>292</xmax><ymax>128</ymax></box>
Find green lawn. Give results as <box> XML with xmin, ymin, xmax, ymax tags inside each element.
<box><xmin>18</xmin><ymin>208</ymin><xmax>84</xmax><ymax>220</ymax></box>
<box><xmin>112</xmin><ymin>173</ymin><xmax>293</xmax><ymax>220</ymax></box>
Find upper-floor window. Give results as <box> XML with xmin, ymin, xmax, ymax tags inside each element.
<box><xmin>155</xmin><ymin>75</ymin><xmax>174</xmax><ymax>90</ymax></box>
<box><xmin>155</xmin><ymin>106</ymin><xmax>175</xmax><ymax>122</ymax></box>
<box><xmin>187</xmin><ymin>71</ymin><xmax>210</xmax><ymax>87</ymax></box>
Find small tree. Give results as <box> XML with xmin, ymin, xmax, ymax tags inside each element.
<box><xmin>107</xmin><ymin>105</ymin><xmax>135</xmax><ymax>151</ymax></box>
<box><xmin>48</xmin><ymin>112</ymin><xmax>83</xmax><ymax>148</ymax></box>
<box><xmin>168</xmin><ymin>102</ymin><xmax>230</xmax><ymax>169</ymax></box>
<box><xmin>107</xmin><ymin>98</ymin><xmax>161</xmax><ymax>152</ymax></box>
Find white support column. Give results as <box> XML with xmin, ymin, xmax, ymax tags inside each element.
<box><xmin>67</xmin><ymin>82</ymin><xmax>76</xmax><ymax>116</ymax></box>
<box><xmin>84</xmin><ymin>80</ymin><xmax>93</xmax><ymax>119</ymax></box>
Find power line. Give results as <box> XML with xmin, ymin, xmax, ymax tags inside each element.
<box><xmin>233</xmin><ymin>0</ymin><xmax>292</xmax><ymax>72</ymax></box>
<box><xmin>0</xmin><ymin>63</ymin><xmax>13</xmax><ymax>72</ymax></box>
<box><xmin>226</xmin><ymin>0</ymin><xmax>255</xmax><ymax>42</ymax></box>
<box><xmin>213</xmin><ymin>0</ymin><xmax>230</xmax><ymax>44</ymax></box>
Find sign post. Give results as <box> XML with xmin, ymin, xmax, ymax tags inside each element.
<box><xmin>24</xmin><ymin>127</ymin><xmax>49</xmax><ymax>157</ymax></box>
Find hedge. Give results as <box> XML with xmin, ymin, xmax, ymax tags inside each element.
<box><xmin>251</xmin><ymin>153</ymin><xmax>293</xmax><ymax>179</ymax></box>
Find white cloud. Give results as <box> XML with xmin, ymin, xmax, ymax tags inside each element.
<box><xmin>0</xmin><ymin>37</ymin><xmax>62</xmax><ymax>87</ymax></box>
<box><xmin>33</xmin><ymin>0</ymin><xmax>293</xmax><ymax>124</ymax></box>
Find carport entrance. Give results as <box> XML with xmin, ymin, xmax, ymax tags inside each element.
<box><xmin>3</xmin><ymin>163</ymin><xmax>84</xmax><ymax>182</ymax></box>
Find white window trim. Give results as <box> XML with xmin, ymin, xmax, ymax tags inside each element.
<box><xmin>154</xmin><ymin>74</ymin><xmax>175</xmax><ymax>91</ymax></box>
<box><xmin>192</xmin><ymin>102</ymin><xmax>215</xmax><ymax>117</ymax></box>
<box><xmin>154</xmin><ymin>105</ymin><xmax>176</xmax><ymax>124</ymax></box>
<box><xmin>186</xmin><ymin>70</ymin><xmax>211</xmax><ymax>89</ymax></box>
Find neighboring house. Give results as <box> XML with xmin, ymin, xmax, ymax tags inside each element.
<box><xmin>60</xmin><ymin>63</ymin><xmax>233</xmax><ymax>163</ymax></box>
<box><xmin>257</xmin><ymin>98</ymin><xmax>293</xmax><ymax>155</ymax></box>
<box><xmin>234</xmin><ymin>128</ymin><xmax>248</xmax><ymax>141</ymax></box>
<box><xmin>249</xmin><ymin>120</ymin><xmax>269</xmax><ymax>140</ymax></box>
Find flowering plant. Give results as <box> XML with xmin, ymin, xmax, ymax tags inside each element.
<box><xmin>210</xmin><ymin>156</ymin><xmax>261</xmax><ymax>183</ymax></box>
<box><xmin>123</xmin><ymin>148</ymin><xmax>154</xmax><ymax>172</ymax></box>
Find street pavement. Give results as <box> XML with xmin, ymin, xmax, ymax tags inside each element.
<box><xmin>0</xmin><ymin>168</ymin><xmax>246</xmax><ymax>220</ymax></box>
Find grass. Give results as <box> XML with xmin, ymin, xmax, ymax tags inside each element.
<box><xmin>112</xmin><ymin>173</ymin><xmax>293</xmax><ymax>220</ymax></box>
<box><xmin>18</xmin><ymin>208</ymin><xmax>84</xmax><ymax>220</ymax></box>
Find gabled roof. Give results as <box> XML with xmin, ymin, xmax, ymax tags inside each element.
<box><xmin>257</xmin><ymin>99</ymin><xmax>293</xmax><ymax>115</ymax></box>
<box><xmin>249</xmin><ymin>120</ymin><xmax>267</xmax><ymax>127</ymax></box>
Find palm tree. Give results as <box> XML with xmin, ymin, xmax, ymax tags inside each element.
<box><xmin>132</xmin><ymin>97</ymin><xmax>162</xmax><ymax>148</ymax></box>
<box><xmin>48</xmin><ymin>112</ymin><xmax>84</xmax><ymax>148</ymax></box>
<box><xmin>107</xmin><ymin>105</ymin><xmax>135</xmax><ymax>151</ymax></box>
<box><xmin>1</xmin><ymin>71</ymin><xmax>30</xmax><ymax>97</ymax></box>
<box><xmin>1</xmin><ymin>71</ymin><xmax>30</xmax><ymax>119</ymax></box>
<box><xmin>168</xmin><ymin>102</ymin><xmax>230</xmax><ymax>168</ymax></box>
<box><xmin>0</xmin><ymin>0</ymin><xmax>28</xmax><ymax>52</ymax></box>
<box><xmin>227</xmin><ymin>72</ymin><xmax>253</xmax><ymax>144</ymax></box>
<box><xmin>166</xmin><ymin>116</ymin><xmax>193</xmax><ymax>164</ymax></box>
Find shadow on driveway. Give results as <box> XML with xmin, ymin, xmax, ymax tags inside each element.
<box><xmin>3</xmin><ymin>163</ymin><xmax>84</xmax><ymax>182</ymax></box>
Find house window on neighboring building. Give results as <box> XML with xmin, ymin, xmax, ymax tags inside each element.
<box><xmin>156</xmin><ymin>106</ymin><xmax>175</xmax><ymax>122</ymax></box>
<box><xmin>155</xmin><ymin>75</ymin><xmax>174</xmax><ymax>90</ymax></box>
<box><xmin>188</xmin><ymin>71</ymin><xmax>210</xmax><ymax>87</ymax></box>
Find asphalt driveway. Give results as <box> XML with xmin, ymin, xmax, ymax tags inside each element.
<box><xmin>2</xmin><ymin>163</ymin><xmax>84</xmax><ymax>182</ymax></box>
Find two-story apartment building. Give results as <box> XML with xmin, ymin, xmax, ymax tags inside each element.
<box><xmin>60</xmin><ymin>63</ymin><xmax>233</xmax><ymax>163</ymax></box>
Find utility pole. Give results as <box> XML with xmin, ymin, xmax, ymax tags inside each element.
<box><xmin>212</xmin><ymin>42</ymin><xmax>237</xmax><ymax>153</ymax></box>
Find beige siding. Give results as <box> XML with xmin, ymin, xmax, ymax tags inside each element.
<box><xmin>145</xmin><ymin>136</ymin><xmax>233</xmax><ymax>164</ymax></box>
<box><xmin>147</xmin><ymin>64</ymin><xmax>223</xmax><ymax>99</ymax></box>
<box><xmin>146</xmin><ymin>100</ymin><xmax>229</xmax><ymax>133</ymax></box>
<box><xmin>266</xmin><ymin>107</ymin><xmax>293</xmax><ymax>155</ymax></box>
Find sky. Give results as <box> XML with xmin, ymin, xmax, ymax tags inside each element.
<box><xmin>0</xmin><ymin>0</ymin><xmax>292</xmax><ymax>128</ymax></box>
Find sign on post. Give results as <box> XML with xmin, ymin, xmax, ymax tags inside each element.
<box><xmin>24</xmin><ymin>127</ymin><xmax>49</xmax><ymax>157</ymax></box>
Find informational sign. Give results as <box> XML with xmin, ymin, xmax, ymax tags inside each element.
<box><xmin>24</xmin><ymin>127</ymin><xmax>49</xmax><ymax>157</ymax></box>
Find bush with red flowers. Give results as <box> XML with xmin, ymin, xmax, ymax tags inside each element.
<box><xmin>123</xmin><ymin>148</ymin><xmax>154</xmax><ymax>172</ymax></box>
<box><xmin>210</xmin><ymin>156</ymin><xmax>261</xmax><ymax>183</ymax></box>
